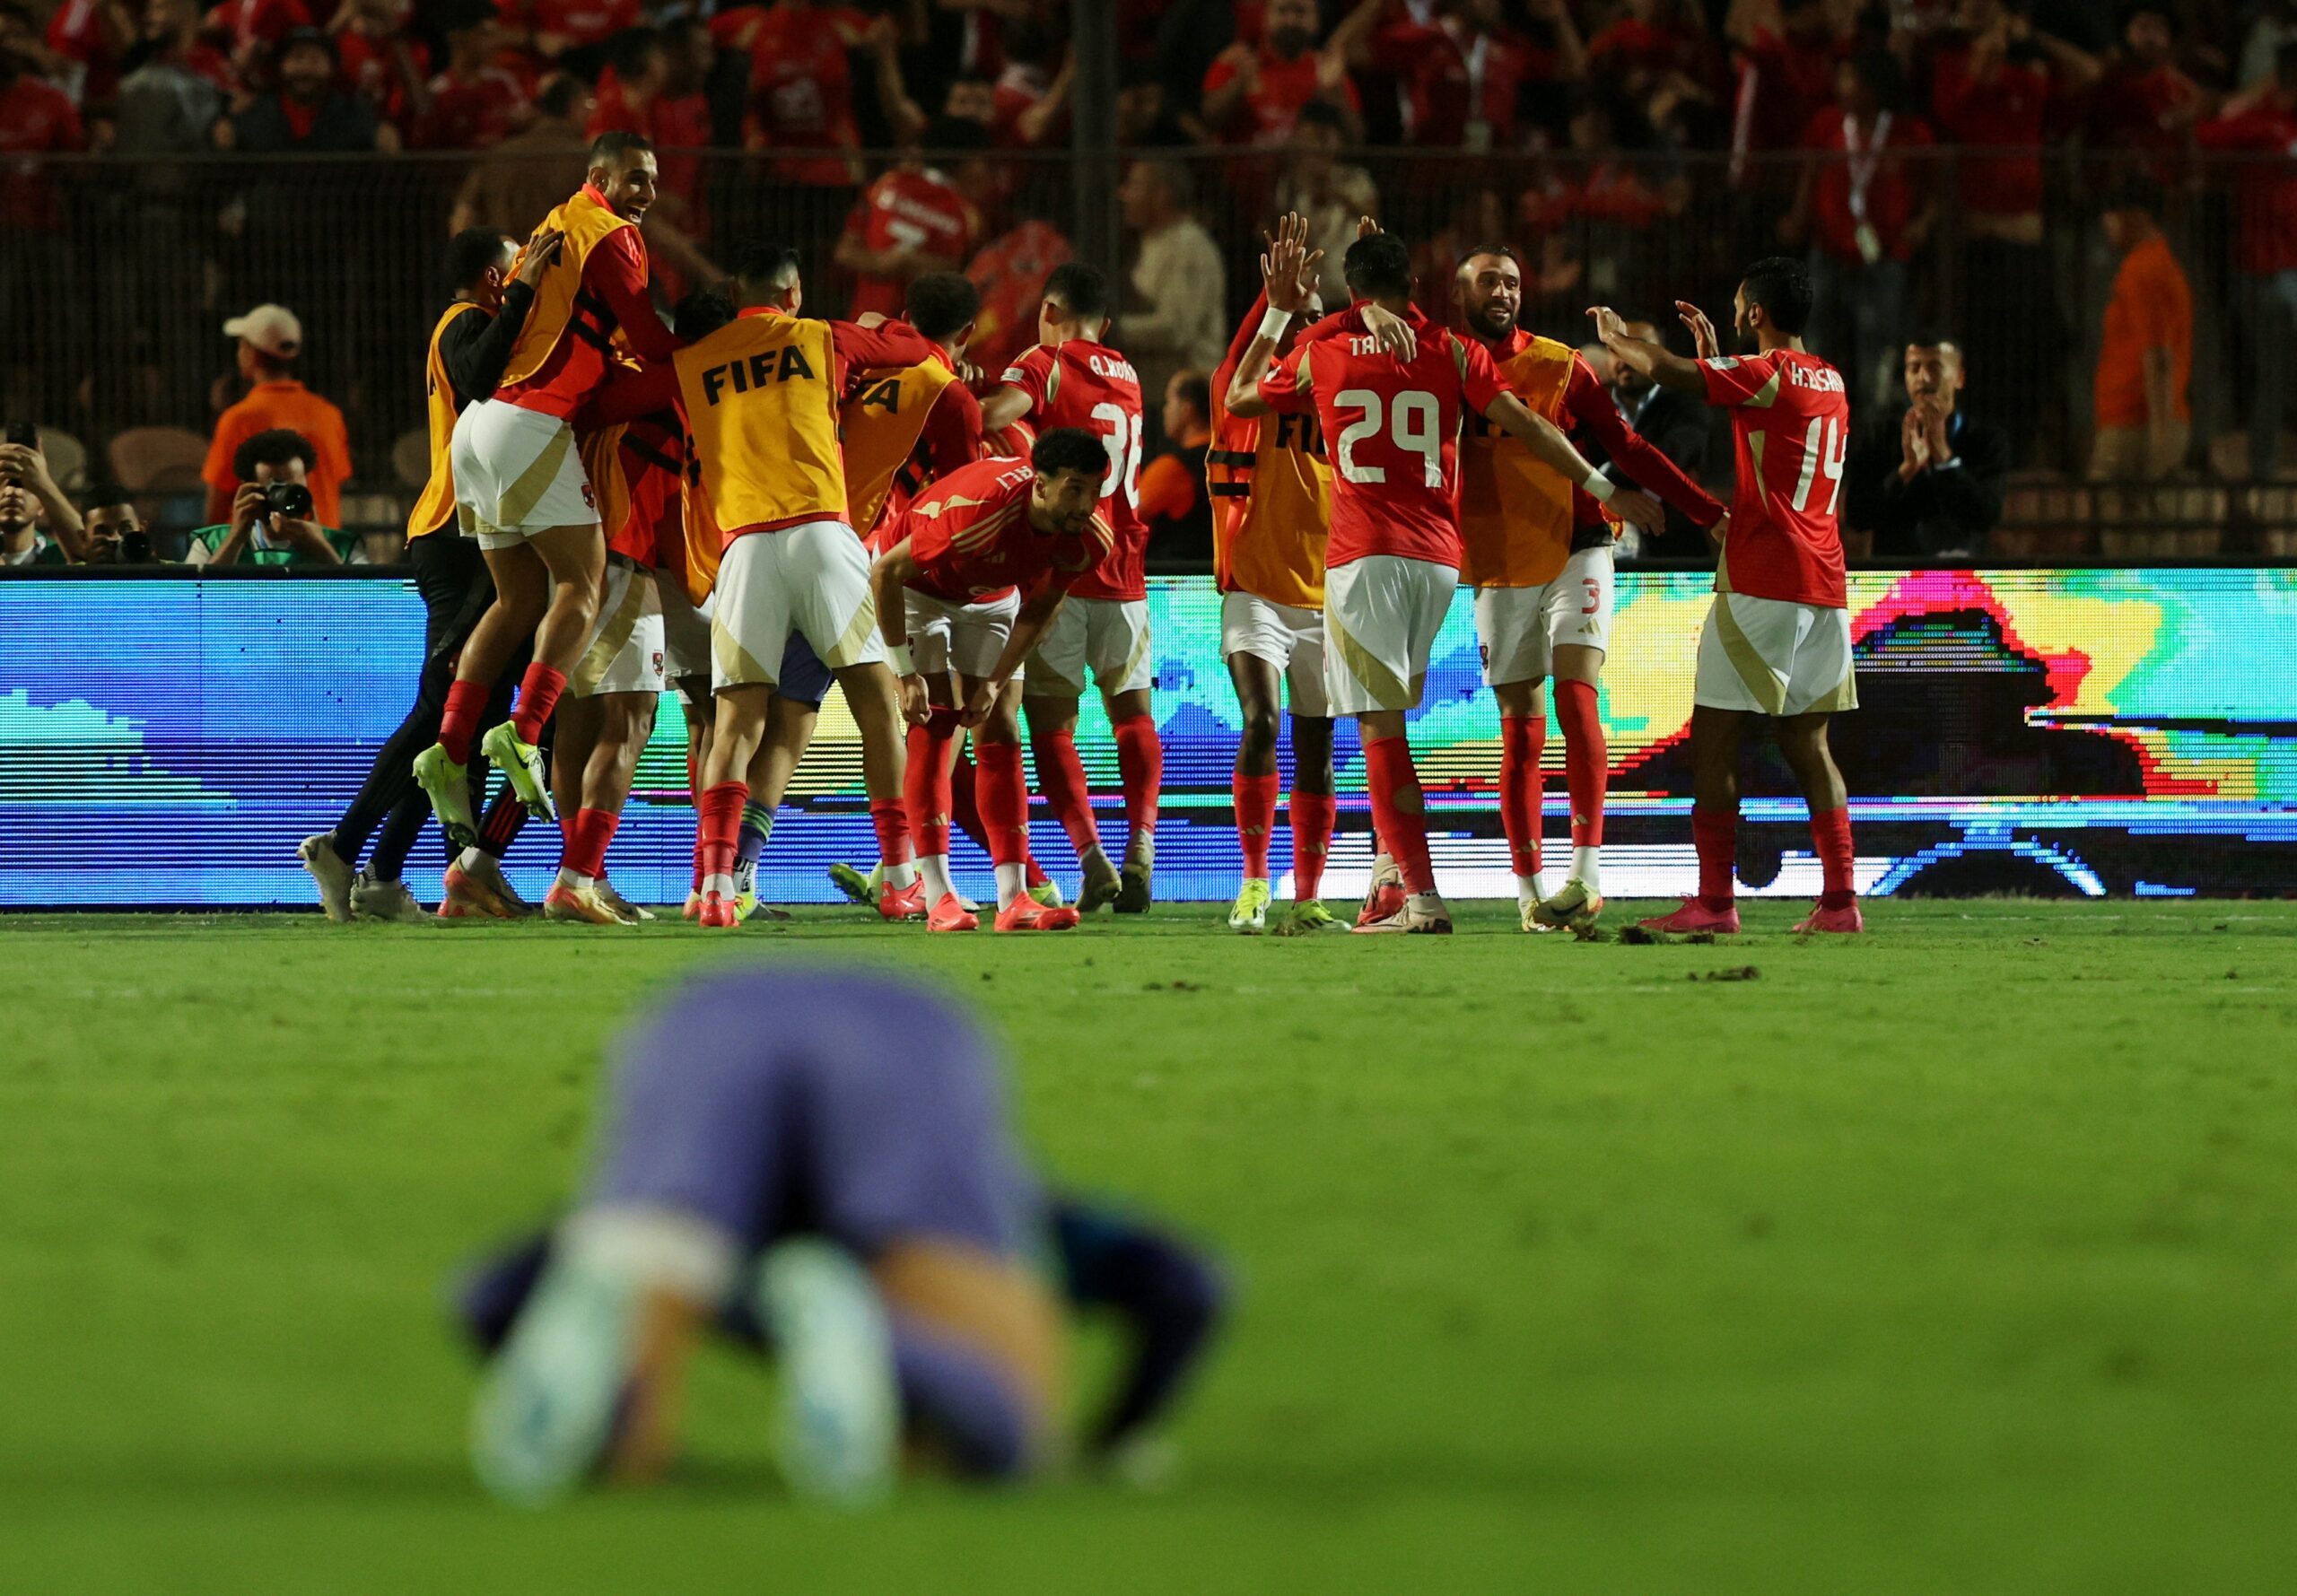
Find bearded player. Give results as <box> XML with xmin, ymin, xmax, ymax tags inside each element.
<box><xmin>979</xmin><ymin>264</ymin><xmax>1160</xmax><ymax>915</ymax></box>
<box><xmin>1209</xmin><ymin>264</ymin><xmax>1338</xmax><ymax>935</ymax></box>
<box><xmin>413</xmin><ymin>133</ymin><xmax>680</xmax><ymax>852</ymax></box>
<box><xmin>869</xmin><ymin>432</ymin><xmax>1113</xmax><ymax>932</ymax></box>
<box><xmin>1592</xmin><ymin>257</ymin><xmax>1864</xmax><ymax>934</ymax></box>
<box><xmin>1447</xmin><ymin>246</ymin><xmax>1725</xmax><ymax>932</ymax></box>
<box><xmin>1227</xmin><ymin>216</ymin><xmax>1662</xmax><ymax>934</ymax></box>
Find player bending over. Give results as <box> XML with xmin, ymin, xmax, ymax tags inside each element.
<box><xmin>1210</xmin><ymin>243</ymin><xmax>1340</xmax><ymax>934</ymax></box>
<box><xmin>1443</xmin><ymin>245</ymin><xmax>1725</xmax><ymax>932</ymax></box>
<box><xmin>456</xmin><ymin>968</ymin><xmax>1226</xmax><ymax>1503</ymax></box>
<box><xmin>980</xmin><ymin>265</ymin><xmax>1162</xmax><ymax>914</ymax></box>
<box><xmin>870</xmin><ymin>432</ymin><xmax>1114</xmax><ymax>931</ymax></box>
<box><xmin>415</xmin><ymin>133</ymin><xmax>680</xmax><ymax>851</ymax></box>
<box><xmin>1227</xmin><ymin>216</ymin><xmax>1662</xmax><ymax>934</ymax></box>
<box><xmin>1592</xmin><ymin>257</ymin><xmax>1865</xmax><ymax>934</ymax></box>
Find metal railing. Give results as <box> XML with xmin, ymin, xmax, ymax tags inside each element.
<box><xmin>5</xmin><ymin>144</ymin><xmax>2293</xmax><ymax>561</ymax></box>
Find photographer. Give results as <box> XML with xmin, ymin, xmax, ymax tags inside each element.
<box><xmin>0</xmin><ymin>431</ymin><xmax>89</xmax><ymax>565</ymax></box>
<box><xmin>187</xmin><ymin>429</ymin><xmax>359</xmax><ymax>567</ymax></box>
<box><xmin>79</xmin><ymin>487</ymin><xmax>158</xmax><ymax>566</ymax></box>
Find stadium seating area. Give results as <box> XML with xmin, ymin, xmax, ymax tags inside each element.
<box><xmin>4</xmin><ymin>0</ymin><xmax>2297</xmax><ymax>560</ymax></box>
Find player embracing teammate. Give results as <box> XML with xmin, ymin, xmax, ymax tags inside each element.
<box><xmin>1227</xmin><ymin>216</ymin><xmax>1663</xmax><ymax>934</ymax></box>
<box><xmin>1593</xmin><ymin>258</ymin><xmax>1865</xmax><ymax>934</ymax></box>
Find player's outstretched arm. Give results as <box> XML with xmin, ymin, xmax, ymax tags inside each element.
<box><xmin>980</xmin><ymin>381</ymin><xmax>1033</xmax><ymax>434</ymax></box>
<box><xmin>871</xmin><ymin>537</ymin><xmax>933</xmax><ymax>726</ymax></box>
<box><xmin>1588</xmin><ymin>305</ymin><xmax>1707</xmax><ymax>395</ymax></box>
<box><xmin>1225</xmin><ymin>212</ymin><xmax>1322</xmax><ymax>420</ymax></box>
<box><xmin>965</xmin><ymin>580</ymin><xmax>1068</xmax><ymax>727</ymax></box>
<box><xmin>1484</xmin><ymin>391</ymin><xmax>1667</xmax><ymax>530</ymax></box>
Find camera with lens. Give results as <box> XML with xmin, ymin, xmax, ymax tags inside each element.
<box><xmin>120</xmin><ymin>528</ymin><xmax>153</xmax><ymax>563</ymax></box>
<box><xmin>263</xmin><ymin>480</ymin><xmax>315</xmax><ymax>520</ymax></box>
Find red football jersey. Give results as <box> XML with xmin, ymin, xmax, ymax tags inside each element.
<box><xmin>1257</xmin><ymin>303</ymin><xmax>1507</xmax><ymax>570</ymax></box>
<box><xmin>1699</xmin><ymin>349</ymin><xmax>1850</xmax><ymax>608</ymax></box>
<box><xmin>997</xmin><ymin>339</ymin><xmax>1147</xmax><ymax>602</ymax></box>
<box><xmin>843</xmin><ymin>168</ymin><xmax>978</xmax><ymax>319</ymax></box>
<box><xmin>899</xmin><ymin>456</ymin><xmax>1113</xmax><ymax>606</ymax></box>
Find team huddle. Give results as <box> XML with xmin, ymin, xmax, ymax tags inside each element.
<box><xmin>298</xmin><ymin>129</ymin><xmax>1868</xmax><ymax>938</ymax></box>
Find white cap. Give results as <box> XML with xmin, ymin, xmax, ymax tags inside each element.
<box><xmin>223</xmin><ymin>304</ymin><xmax>303</xmax><ymax>359</ymax></box>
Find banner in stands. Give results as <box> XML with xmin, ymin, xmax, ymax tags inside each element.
<box><xmin>2</xmin><ymin>569</ymin><xmax>2292</xmax><ymax>906</ymax></box>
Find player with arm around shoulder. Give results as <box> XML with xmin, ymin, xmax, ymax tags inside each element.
<box><xmin>1592</xmin><ymin>255</ymin><xmax>1865</xmax><ymax>935</ymax></box>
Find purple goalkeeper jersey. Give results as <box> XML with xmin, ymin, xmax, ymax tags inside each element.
<box><xmin>586</xmin><ymin>968</ymin><xmax>1039</xmax><ymax>1260</ymax></box>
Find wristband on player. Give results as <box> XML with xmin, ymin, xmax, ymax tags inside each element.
<box><xmin>887</xmin><ymin>641</ymin><xmax>914</xmax><ymax>676</ymax></box>
<box><xmin>1257</xmin><ymin>306</ymin><xmax>1293</xmax><ymax>342</ymax></box>
<box><xmin>1580</xmin><ymin>469</ymin><xmax>1616</xmax><ymax>504</ymax></box>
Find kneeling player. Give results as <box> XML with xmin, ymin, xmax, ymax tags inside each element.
<box><xmin>869</xmin><ymin>432</ymin><xmax>1113</xmax><ymax>932</ymax></box>
<box><xmin>457</xmin><ymin>967</ymin><xmax>1226</xmax><ymax>1502</ymax></box>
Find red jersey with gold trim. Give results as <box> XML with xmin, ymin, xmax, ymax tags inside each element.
<box><xmin>1698</xmin><ymin>348</ymin><xmax>1849</xmax><ymax>607</ymax></box>
<box><xmin>897</xmin><ymin>456</ymin><xmax>1114</xmax><ymax>605</ymax></box>
<box><xmin>997</xmin><ymin>338</ymin><xmax>1146</xmax><ymax>602</ymax></box>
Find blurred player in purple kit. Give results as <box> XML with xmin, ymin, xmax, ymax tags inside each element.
<box><xmin>458</xmin><ymin>968</ymin><xmax>1225</xmax><ymax>1503</ymax></box>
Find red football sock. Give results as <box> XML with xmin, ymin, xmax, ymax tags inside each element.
<box><xmin>1498</xmin><ymin>713</ymin><xmax>1544</xmax><ymax>878</ymax></box>
<box><xmin>1289</xmin><ymin>789</ymin><xmax>1335</xmax><ymax>901</ymax></box>
<box><xmin>510</xmin><ymin>662</ymin><xmax>566</xmax><ymax>746</ymax></box>
<box><xmin>1032</xmin><ymin>726</ymin><xmax>1099</xmax><ymax>857</ymax></box>
<box><xmin>974</xmin><ymin>739</ymin><xmax>1030</xmax><ymax>865</ymax></box>
<box><xmin>1692</xmin><ymin>804</ymin><xmax>1737</xmax><ymax>911</ymax></box>
<box><xmin>1811</xmin><ymin>804</ymin><xmax>1856</xmax><ymax>910</ymax></box>
<box><xmin>691</xmin><ymin>833</ymin><xmax>704</xmax><ymax>893</ymax></box>
<box><xmin>1112</xmin><ymin>714</ymin><xmax>1162</xmax><ymax>845</ymax></box>
<box><xmin>563</xmin><ymin>807</ymin><xmax>619</xmax><ymax>879</ymax></box>
<box><xmin>948</xmin><ymin>743</ymin><xmax>986</xmax><ymax>853</ymax></box>
<box><xmin>558</xmin><ymin>813</ymin><xmax>573</xmax><ymax>851</ymax></box>
<box><xmin>905</xmin><ymin>711</ymin><xmax>958</xmax><ymax>859</ymax></box>
<box><xmin>869</xmin><ymin>795</ymin><xmax>913</xmax><ymax>868</ymax></box>
<box><xmin>437</xmin><ymin>678</ymin><xmax>489</xmax><ymax>766</ymax></box>
<box><xmin>1232</xmin><ymin>771</ymin><xmax>1279</xmax><ymax>877</ymax></box>
<box><xmin>697</xmin><ymin>781</ymin><xmax>747</xmax><ymax>886</ymax></box>
<box><xmin>1554</xmin><ymin>680</ymin><xmax>1607</xmax><ymax>849</ymax></box>
<box><xmin>1363</xmin><ymin>736</ymin><xmax>1436</xmax><ymax>897</ymax></box>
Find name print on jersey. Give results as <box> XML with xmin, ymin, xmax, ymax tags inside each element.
<box><xmin>700</xmin><ymin>345</ymin><xmax>820</xmax><ymax>406</ymax></box>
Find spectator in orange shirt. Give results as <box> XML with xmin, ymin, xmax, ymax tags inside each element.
<box><xmin>202</xmin><ymin>304</ymin><xmax>354</xmax><ymax>527</ymax></box>
<box><xmin>2090</xmin><ymin>183</ymin><xmax>2192</xmax><ymax>483</ymax></box>
<box><xmin>1140</xmin><ymin>371</ymin><xmax>1212</xmax><ymax>563</ymax></box>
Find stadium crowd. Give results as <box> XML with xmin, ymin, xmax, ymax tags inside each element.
<box><xmin>2</xmin><ymin>0</ymin><xmax>2294</xmax><ymax>568</ymax></box>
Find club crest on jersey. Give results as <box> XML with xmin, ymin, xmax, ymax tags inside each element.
<box><xmin>699</xmin><ymin>345</ymin><xmax>818</xmax><ymax>406</ymax></box>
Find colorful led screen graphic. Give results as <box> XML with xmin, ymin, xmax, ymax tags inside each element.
<box><xmin>2</xmin><ymin>569</ymin><xmax>2293</xmax><ymax>907</ymax></box>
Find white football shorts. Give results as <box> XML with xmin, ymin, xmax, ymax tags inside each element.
<box><xmin>1025</xmin><ymin>595</ymin><xmax>1152</xmax><ymax>697</ymax></box>
<box><xmin>570</xmin><ymin>556</ymin><xmax>665</xmax><ymax>698</ymax></box>
<box><xmin>1220</xmin><ymin>590</ymin><xmax>1329</xmax><ymax>719</ymax></box>
<box><xmin>905</xmin><ymin>587</ymin><xmax>1022</xmax><ymax>682</ymax></box>
<box><xmin>1474</xmin><ymin>545</ymin><xmax>1615</xmax><ymax>686</ymax></box>
<box><xmin>451</xmin><ymin>399</ymin><xmax>598</xmax><ymax>547</ymax></box>
<box><xmin>1693</xmin><ymin>590</ymin><xmax>1858</xmax><ymax>717</ymax></box>
<box><xmin>710</xmin><ymin>519</ymin><xmax>883</xmax><ymax>693</ymax></box>
<box><xmin>655</xmin><ymin>570</ymin><xmax>713</xmax><ymax>702</ymax></box>
<box><xmin>1323</xmin><ymin>554</ymin><xmax>1458</xmax><ymax>716</ymax></box>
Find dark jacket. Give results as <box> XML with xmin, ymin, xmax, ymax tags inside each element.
<box><xmin>1845</xmin><ymin>407</ymin><xmax>2010</xmax><ymax>562</ymax></box>
<box><xmin>1598</xmin><ymin>382</ymin><xmax>1720</xmax><ymax>558</ymax></box>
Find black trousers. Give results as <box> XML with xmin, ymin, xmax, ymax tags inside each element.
<box><xmin>331</xmin><ymin>533</ymin><xmax>516</xmax><ymax>877</ymax></box>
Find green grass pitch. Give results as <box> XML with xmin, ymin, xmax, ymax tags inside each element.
<box><xmin>3</xmin><ymin>900</ymin><xmax>2293</xmax><ymax>1594</ymax></box>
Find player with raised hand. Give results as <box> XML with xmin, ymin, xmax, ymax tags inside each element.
<box><xmin>413</xmin><ymin>134</ymin><xmax>679</xmax><ymax>853</ymax></box>
<box><xmin>1592</xmin><ymin>257</ymin><xmax>1864</xmax><ymax>935</ymax></box>
<box><xmin>1445</xmin><ymin>246</ymin><xmax>1725</xmax><ymax>934</ymax></box>
<box><xmin>979</xmin><ymin>265</ymin><xmax>1161</xmax><ymax>915</ymax></box>
<box><xmin>1227</xmin><ymin>216</ymin><xmax>1664</xmax><ymax>934</ymax></box>
<box><xmin>1210</xmin><ymin>228</ymin><xmax>1339</xmax><ymax>934</ymax></box>
<box><xmin>869</xmin><ymin>431</ymin><xmax>1113</xmax><ymax>932</ymax></box>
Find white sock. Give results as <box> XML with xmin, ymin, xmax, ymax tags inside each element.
<box><xmin>882</xmin><ymin>859</ymin><xmax>919</xmax><ymax>891</ymax></box>
<box><xmin>1407</xmin><ymin>891</ymin><xmax>1445</xmax><ymax>915</ymax></box>
<box><xmin>1571</xmin><ymin>846</ymin><xmax>1601</xmax><ymax>892</ymax></box>
<box><xmin>555</xmin><ymin>865</ymin><xmax>594</xmax><ymax>891</ymax></box>
<box><xmin>918</xmin><ymin>853</ymin><xmax>956</xmax><ymax>902</ymax></box>
<box><xmin>456</xmin><ymin>845</ymin><xmax>487</xmax><ymax>874</ymax></box>
<box><xmin>1516</xmin><ymin>871</ymin><xmax>1551</xmax><ymax>911</ymax></box>
<box><xmin>1373</xmin><ymin>850</ymin><xmax>1398</xmax><ymax>885</ymax></box>
<box><xmin>994</xmin><ymin>860</ymin><xmax>1027</xmax><ymax>910</ymax></box>
<box><xmin>703</xmin><ymin>870</ymin><xmax>734</xmax><ymax>898</ymax></box>
<box><xmin>1083</xmin><ymin>842</ymin><xmax>1114</xmax><ymax>876</ymax></box>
